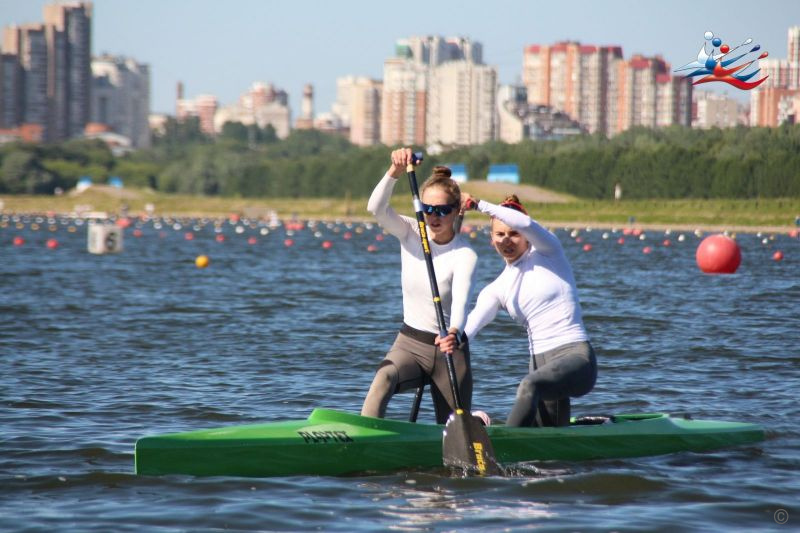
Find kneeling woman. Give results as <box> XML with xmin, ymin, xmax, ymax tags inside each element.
<box><xmin>361</xmin><ymin>148</ymin><xmax>477</xmax><ymax>423</ymax></box>
<box><xmin>438</xmin><ymin>194</ymin><xmax>597</xmax><ymax>426</ymax></box>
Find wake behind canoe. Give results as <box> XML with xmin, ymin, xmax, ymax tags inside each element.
<box><xmin>134</xmin><ymin>409</ymin><xmax>764</xmax><ymax>478</ymax></box>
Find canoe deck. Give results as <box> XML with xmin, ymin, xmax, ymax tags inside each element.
<box><xmin>134</xmin><ymin>409</ymin><xmax>764</xmax><ymax>478</ymax></box>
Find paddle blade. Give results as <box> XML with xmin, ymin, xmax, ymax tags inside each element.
<box><xmin>442</xmin><ymin>411</ymin><xmax>502</xmax><ymax>476</ymax></box>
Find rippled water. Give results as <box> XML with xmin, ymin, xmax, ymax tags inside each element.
<box><xmin>2</xmin><ymin>215</ymin><xmax>798</xmax><ymax>531</ymax></box>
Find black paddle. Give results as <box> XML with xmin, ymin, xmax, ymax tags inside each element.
<box><xmin>405</xmin><ymin>152</ymin><xmax>501</xmax><ymax>476</ymax></box>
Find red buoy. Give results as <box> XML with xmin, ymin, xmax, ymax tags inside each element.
<box><xmin>284</xmin><ymin>238</ymin><xmax>294</xmax><ymax>247</ymax></box>
<box><xmin>582</xmin><ymin>243</ymin><xmax>592</xmax><ymax>252</ymax></box>
<box><xmin>773</xmin><ymin>250</ymin><xmax>784</xmax><ymax>261</ymax></box>
<box><xmin>12</xmin><ymin>236</ymin><xmax>25</xmax><ymax>246</ymax></box>
<box><xmin>322</xmin><ymin>240</ymin><xmax>333</xmax><ymax>249</ymax></box>
<box><xmin>696</xmin><ymin>234</ymin><xmax>741</xmax><ymax>274</ymax></box>
<box><xmin>46</xmin><ymin>238</ymin><xmax>59</xmax><ymax>249</ymax></box>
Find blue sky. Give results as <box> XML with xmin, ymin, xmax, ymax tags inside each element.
<box><xmin>2</xmin><ymin>0</ymin><xmax>799</xmax><ymax>114</ymax></box>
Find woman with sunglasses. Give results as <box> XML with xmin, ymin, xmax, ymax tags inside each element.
<box><xmin>437</xmin><ymin>194</ymin><xmax>597</xmax><ymax>427</ymax></box>
<box><xmin>361</xmin><ymin>148</ymin><xmax>477</xmax><ymax>423</ymax></box>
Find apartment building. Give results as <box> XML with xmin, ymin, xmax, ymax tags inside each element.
<box><xmin>333</xmin><ymin>76</ymin><xmax>382</xmax><ymax>146</ymax></box>
<box><xmin>91</xmin><ymin>54</ymin><xmax>150</xmax><ymax>148</ymax></box>
<box><xmin>380</xmin><ymin>35</ymin><xmax>491</xmax><ymax>147</ymax></box>
<box><xmin>522</xmin><ymin>42</ymin><xmax>623</xmax><ymax>136</ymax></box>
<box><xmin>0</xmin><ymin>2</ymin><xmax>92</xmax><ymax>142</ymax></box>
<box><xmin>426</xmin><ymin>60</ymin><xmax>496</xmax><ymax>146</ymax></box>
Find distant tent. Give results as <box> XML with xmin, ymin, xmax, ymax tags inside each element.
<box><xmin>487</xmin><ymin>164</ymin><xmax>520</xmax><ymax>184</ymax></box>
<box><xmin>108</xmin><ymin>176</ymin><xmax>124</xmax><ymax>188</ymax></box>
<box><xmin>76</xmin><ymin>176</ymin><xmax>92</xmax><ymax>192</ymax></box>
<box><xmin>445</xmin><ymin>163</ymin><xmax>468</xmax><ymax>183</ymax></box>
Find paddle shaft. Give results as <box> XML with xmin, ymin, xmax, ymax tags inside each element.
<box><xmin>405</xmin><ymin>157</ymin><xmax>465</xmax><ymax>412</ymax></box>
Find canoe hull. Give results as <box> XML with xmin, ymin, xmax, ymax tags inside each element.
<box><xmin>134</xmin><ymin>409</ymin><xmax>764</xmax><ymax>478</ymax></box>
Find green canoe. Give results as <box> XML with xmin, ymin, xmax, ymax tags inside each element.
<box><xmin>134</xmin><ymin>409</ymin><xmax>764</xmax><ymax>477</ymax></box>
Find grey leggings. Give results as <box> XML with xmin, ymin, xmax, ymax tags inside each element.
<box><xmin>361</xmin><ymin>330</ymin><xmax>472</xmax><ymax>424</ymax></box>
<box><xmin>506</xmin><ymin>341</ymin><xmax>597</xmax><ymax>427</ymax></box>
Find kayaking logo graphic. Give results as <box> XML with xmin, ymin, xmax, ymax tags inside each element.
<box><xmin>675</xmin><ymin>31</ymin><xmax>769</xmax><ymax>90</ymax></box>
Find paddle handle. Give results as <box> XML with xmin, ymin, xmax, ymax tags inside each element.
<box><xmin>406</xmin><ymin>154</ymin><xmax>465</xmax><ymax>413</ymax></box>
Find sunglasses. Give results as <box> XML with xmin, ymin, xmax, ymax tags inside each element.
<box><xmin>421</xmin><ymin>203</ymin><xmax>458</xmax><ymax>217</ymax></box>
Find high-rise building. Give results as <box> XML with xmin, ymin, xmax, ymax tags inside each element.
<box><xmin>749</xmin><ymin>26</ymin><xmax>800</xmax><ymax>127</ymax></box>
<box><xmin>334</xmin><ymin>76</ymin><xmax>382</xmax><ymax>146</ymax></box>
<box><xmin>381</xmin><ymin>57</ymin><xmax>428</xmax><ymax>146</ymax></box>
<box><xmin>3</xmin><ymin>24</ymin><xmax>49</xmax><ymax>139</ymax></box>
<box><xmin>426</xmin><ymin>61</ymin><xmax>496</xmax><ymax>146</ymax></box>
<box><xmin>43</xmin><ymin>2</ymin><xmax>92</xmax><ymax>140</ymax></box>
<box><xmin>0</xmin><ymin>52</ymin><xmax>22</xmax><ymax>128</ymax></box>
<box><xmin>522</xmin><ymin>42</ymin><xmax>623</xmax><ymax>136</ymax></box>
<box><xmin>611</xmin><ymin>55</ymin><xmax>691</xmax><ymax>135</ymax></box>
<box><xmin>0</xmin><ymin>1</ymin><xmax>92</xmax><ymax>142</ymax></box>
<box><xmin>91</xmin><ymin>54</ymin><xmax>150</xmax><ymax>148</ymax></box>
<box><xmin>381</xmin><ymin>35</ymin><xmax>485</xmax><ymax>147</ymax></box>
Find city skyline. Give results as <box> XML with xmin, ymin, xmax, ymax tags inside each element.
<box><xmin>2</xmin><ymin>0</ymin><xmax>799</xmax><ymax>116</ymax></box>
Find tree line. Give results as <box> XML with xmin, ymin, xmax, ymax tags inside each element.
<box><xmin>1</xmin><ymin>117</ymin><xmax>798</xmax><ymax>199</ymax></box>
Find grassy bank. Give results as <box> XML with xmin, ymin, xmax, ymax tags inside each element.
<box><xmin>1</xmin><ymin>186</ymin><xmax>798</xmax><ymax>231</ymax></box>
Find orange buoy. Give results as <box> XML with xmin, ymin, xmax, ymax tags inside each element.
<box><xmin>696</xmin><ymin>234</ymin><xmax>741</xmax><ymax>274</ymax></box>
<box><xmin>195</xmin><ymin>255</ymin><xmax>210</xmax><ymax>268</ymax></box>
<box><xmin>366</xmin><ymin>244</ymin><xmax>378</xmax><ymax>252</ymax></box>
<box><xmin>773</xmin><ymin>250</ymin><xmax>784</xmax><ymax>261</ymax></box>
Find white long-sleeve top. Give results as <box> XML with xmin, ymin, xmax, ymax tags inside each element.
<box><xmin>368</xmin><ymin>174</ymin><xmax>477</xmax><ymax>334</ymax></box>
<box><xmin>464</xmin><ymin>200</ymin><xmax>588</xmax><ymax>355</ymax></box>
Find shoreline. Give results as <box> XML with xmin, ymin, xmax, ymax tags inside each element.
<box><xmin>2</xmin><ymin>208</ymin><xmax>796</xmax><ymax>236</ymax></box>
<box><xmin>2</xmin><ymin>186</ymin><xmax>798</xmax><ymax>236</ymax></box>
